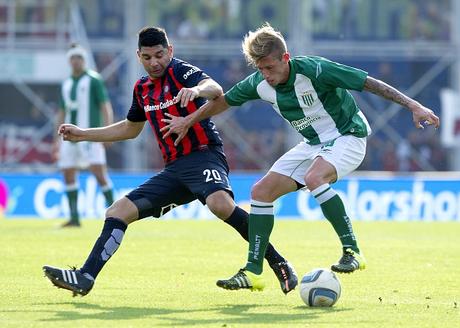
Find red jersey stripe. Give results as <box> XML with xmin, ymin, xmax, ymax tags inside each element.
<box><xmin>168</xmin><ymin>68</ymin><xmax>209</xmax><ymax>146</ymax></box>
<box><xmin>163</xmin><ymin>78</ymin><xmax>192</xmax><ymax>158</ymax></box>
<box><xmin>143</xmin><ymin>79</ymin><xmax>169</xmax><ymax>162</ymax></box>
<box><xmin>134</xmin><ymin>80</ymin><xmax>143</xmax><ymax>108</ymax></box>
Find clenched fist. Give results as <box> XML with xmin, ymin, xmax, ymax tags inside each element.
<box><xmin>58</xmin><ymin>124</ymin><xmax>86</xmax><ymax>142</ymax></box>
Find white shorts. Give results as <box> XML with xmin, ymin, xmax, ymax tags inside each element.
<box><xmin>58</xmin><ymin>141</ymin><xmax>107</xmax><ymax>169</ymax></box>
<box><xmin>270</xmin><ymin>135</ymin><xmax>367</xmax><ymax>185</ymax></box>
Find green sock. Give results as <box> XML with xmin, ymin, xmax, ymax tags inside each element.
<box><xmin>245</xmin><ymin>200</ymin><xmax>274</xmax><ymax>275</ymax></box>
<box><xmin>102</xmin><ymin>186</ymin><xmax>114</xmax><ymax>207</ymax></box>
<box><xmin>66</xmin><ymin>188</ymin><xmax>79</xmax><ymax>223</ymax></box>
<box><xmin>311</xmin><ymin>184</ymin><xmax>359</xmax><ymax>253</ymax></box>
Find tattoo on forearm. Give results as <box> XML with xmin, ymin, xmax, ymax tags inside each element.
<box><xmin>364</xmin><ymin>77</ymin><xmax>412</xmax><ymax>108</ymax></box>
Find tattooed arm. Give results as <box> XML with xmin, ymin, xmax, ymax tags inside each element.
<box><xmin>363</xmin><ymin>76</ymin><xmax>440</xmax><ymax>129</ymax></box>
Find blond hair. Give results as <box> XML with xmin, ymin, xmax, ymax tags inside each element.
<box><xmin>242</xmin><ymin>23</ymin><xmax>287</xmax><ymax>67</ymax></box>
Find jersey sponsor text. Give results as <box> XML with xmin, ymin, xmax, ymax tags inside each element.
<box><xmin>291</xmin><ymin>116</ymin><xmax>321</xmax><ymax>131</ymax></box>
<box><xmin>183</xmin><ymin>67</ymin><xmax>199</xmax><ymax>80</ymax></box>
<box><xmin>143</xmin><ymin>98</ymin><xmax>178</xmax><ymax>112</ymax></box>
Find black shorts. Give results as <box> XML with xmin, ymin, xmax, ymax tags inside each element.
<box><xmin>126</xmin><ymin>146</ymin><xmax>233</xmax><ymax>219</ymax></box>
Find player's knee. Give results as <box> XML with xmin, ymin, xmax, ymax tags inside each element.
<box><xmin>304</xmin><ymin>172</ymin><xmax>326</xmax><ymax>190</ymax></box>
<box><xmin>250</xmin><ymin>182</ymin><xmax>275</xmax><ymax>202</ymax></box>
<box><xmin>206</xmin><ymin>192</ymin><xmax>234</xmax><ymax>219</ymax></box>
<box><xmin>105</xmin><ymin>203</ymin><xmax>116</xmax><ymax>217</ymax></box>
<box><xmin>105</xmin><ymin>198</ymin><xmax>138</xmax><ymax>225</ymax></box>
<box><xmin>209</xmin><ymin>205</ymin><xmax>230</xmax><ymax>220</ymax></box>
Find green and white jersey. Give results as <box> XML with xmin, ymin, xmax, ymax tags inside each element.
<box><xmin>60</xmin><ymin>70</ymin><xmax>109</xmax><ymax>128</ymax></box>
<box><xmin>225</xmin><ymin>56</ymin><xmax>371</xmax><ymax>145</ymax></box>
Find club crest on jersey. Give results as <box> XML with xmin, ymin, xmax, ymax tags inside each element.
<box><xmin>301</xmin><ymin>91</ymin><xmax>315</xmax><ymax>107</ymax></box>
<box><xmin>164</xmin><ymin>85</ymin><xmax>169</xmax><ymax>93</ymax></box>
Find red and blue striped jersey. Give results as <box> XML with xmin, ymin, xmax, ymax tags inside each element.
<box><xmin>127</xmin><ymin>58</ymin><xmax>223</xmax><ymax>164</ymax></box>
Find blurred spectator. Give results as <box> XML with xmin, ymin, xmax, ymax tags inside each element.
<box><xmin>98</xmin><ymin>0</ymin><xmax>123</xmax><ymax>37</ymax></box>
<box><xmin>381</xmin><ymin>141</ymin><xmax>398</xmax><ymax>171</ymax></box>
<box><xmin>376</xmin><ymin>62</ymin><xmax>396</xmax><ymax>86</ymax></box>
<box><xmin>408</xmin><ymin>0</ymin><xmax>450</xmax><ymax>40</ymax></box>
<box><xmin>396</xmin><ymin>139</ymin><xmax>411</xmax><ymax>171</ymax></box>
<box><xmin>177</xmin><ymin>16</ymin><xmax>210</xmax><ymax>40</ymax></box>
<box><xmin>222</xmin><ymin>59</ymin><xmax>248</xmax><ymax>89</ymax></box>
<box><xmin>179</xmin><ymin>2</ymin><xmax>214</xmax><ymax>40</ymax></box>
<box><xmin>79</xmin><ymin>0</ymin><xmax>123</xmax><ymax>38</ymax></box>
<box><xmin>340</xmin><ymin>0</ymin><xmax>358</xmax><ymax>39</ymax></box>
<box><xmin>427</xmin><ymin>134</ymin><xmax>448</xmax><ymax>170</ymax></box>
<box><xmin>312</xmin><ymin>0</ymin><xmax>451</xmax><ymax>41</ymax></box>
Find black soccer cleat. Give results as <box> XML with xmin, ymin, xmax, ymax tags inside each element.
<box><xmin>43</xmin><ymin>265</ymin><xmax>94</xmax><ymax>297</ymax></box>
<box><xmin>216</xmin><ymin>269</ymin><xmax>265</xmax><ymax>291</ymax></box>
<box><xmin>270</xmin><ymin>261</ymin><xmax>298</xmax><ymax>294</ymax></box>
<box><xmin>331</xmin><ymin>248</ymin><xmax>367</xmax><ymax>273</ymax></box>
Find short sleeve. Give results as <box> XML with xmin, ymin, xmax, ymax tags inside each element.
<box><xmin>224</xmin><ymin>73</ymin><xmax>261</xmax><ymax>106</ymax></box>
<box><xmin>313</xmin><ymin>57</ymin><xmax>368</xmax><ymax>91</ymax></box>
<box><xmin>59</xmin><ymin>92</ymin><xmax>65</xmax><ymax>110</ymax></box>
<box><xmin>89</xmin><ymin>72</ymin><xmax>109</xmax><ymax>105</ymax></box>
<box><xmin>175</xmin><ymin>61</ymin><xmax>209</xmax><ymax>88</ymax></box>
<box><xmin>126</xmin><ymin>83</ymin><xmax>146</xmax><ymax>122</ymax></box>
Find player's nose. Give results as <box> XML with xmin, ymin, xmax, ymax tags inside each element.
<box><xmin>148</xmin><ymin>58</ymin><xmax>158</xmax><ymax>67</ymax></box>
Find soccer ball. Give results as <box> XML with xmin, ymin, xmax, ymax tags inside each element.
<box><xmin>299</xmin><ymin>268</ymin><xmax>341</xmax><ymax>307</ymax></box>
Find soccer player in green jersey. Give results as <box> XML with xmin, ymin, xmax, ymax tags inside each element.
<box><xmin>161</xmin><ymin>23</ymin><xmax>440</xmax><ymax>291</ymax></box>
<box><xmin>52</xmin><ymin>44</ymin><xmax>115</xmax><ymax>227</ymax></box>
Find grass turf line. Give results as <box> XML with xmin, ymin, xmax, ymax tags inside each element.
<box><xmin>0</xmin><ymin>219</ymin><xmax>459</xmax><ymax>327</ymax></box>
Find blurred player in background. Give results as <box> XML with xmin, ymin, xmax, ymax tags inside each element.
<box><xmin>52</xmin><ymin>44</ymin><xmax>115</xmax><ymax>227</ymax></box>
<box><xmin>162</xmin><ymin>23</ymin><xmax>440</xmax><ymax>292</ymax></box>
<box><xmin>43</xmin><ymin>27</ymin><xmax>297</xmax><ymax>296</ymax></box>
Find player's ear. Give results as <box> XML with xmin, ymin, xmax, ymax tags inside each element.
<box><xmin>167</xmin><ymin>45</ymin><xmax>173</xmax><ymax>57</ymax></box>
<box><xmin>282</xmin><ymin>52</ymin><xmax>290</xmax><ymax>62</ymax></box>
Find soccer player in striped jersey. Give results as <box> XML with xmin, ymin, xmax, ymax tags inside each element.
<box><xmin>162</xmin><ymin>23</ymin><xmax>440</xmax><ymax>291</ymax></box>
<box><xmin>43</xmin><ymin>27</ymin><xmax>297</xmax><ymax>296</ymax></box>
<box><xmin>53</xmin><ymin>44</ymin><xmax>115</xmax><ymax>227</ymax></box>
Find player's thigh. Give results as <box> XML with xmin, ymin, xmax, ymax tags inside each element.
<box><xmin>318</xmin><ymin>136</ymin><xmax>367</xmax><ymax>180</ymax></box>
<box><xmin>269</xmin><ymin>141</ymin><xmax>319</xmax><ymax>188</ymax></box>
<box><xmin>304</xmin><ymin>157</ymin><xmax>338</xmax><ymax>189</ymax></box>
<box><xmin>251</xmin><ymin>171</ymin><xmax>298</xmax><ymax>202</ymax></box>
<box><xmin>125</xmin><ymin>170</ymin><xmax>196</xmax><ymax>220</ymax></box>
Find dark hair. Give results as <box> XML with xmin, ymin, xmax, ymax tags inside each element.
<box><xmin>138</xmin><ymin>26</ymin><xmax>169</xmax><ymax>49</ymax></box>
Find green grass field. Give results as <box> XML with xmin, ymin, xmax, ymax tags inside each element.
<box><xmin>1</xmin><ymin>218</ymin><xmax>459</xmax><ymax>327</ymax></box>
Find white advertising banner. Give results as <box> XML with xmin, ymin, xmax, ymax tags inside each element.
<box><xmin>440</xmin><ymin>88</ymin><xmax>460</xmax><ymax>147</ymax></box>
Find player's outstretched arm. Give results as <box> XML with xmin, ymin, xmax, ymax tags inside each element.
<box><xmin>363</xmin><ymin>76</ymin><xmax>440</xmax><ymax>129</ymax></box>
<box><xmin>161</xmin><ymin>95</ymin><xmax>230</xmax><ymax>145</ymax></box>
<box><xmin>59</xmin><ymin>119</ymin><xmax>145</xmax><ymax>142</ymax></box>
